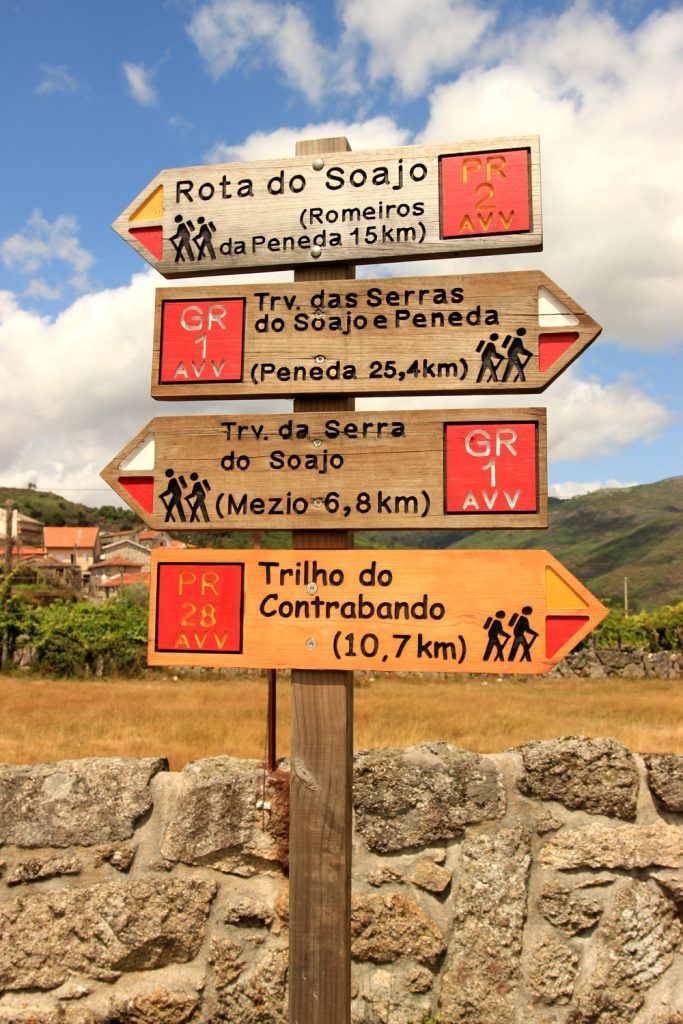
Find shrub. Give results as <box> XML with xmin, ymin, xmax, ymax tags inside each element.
<box><xmin>590</xmin><ymin>603</ymin><xmax>683</xmax><ymax>652</ymax></box>
<box><xmin>31</xmin><ymin>598</ymin><xmax>148</xmax><ymax>677</ymax></box>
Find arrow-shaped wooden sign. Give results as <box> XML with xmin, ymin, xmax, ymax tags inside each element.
<box><xmin>101</xmin><ymin>408</ymin><xmax>547</xmax><ymax>531</ymax></box>
<box><xmin>150</xmin><ymin>270</ymin><xmax>600</xmax><ymax>400</ymax></box>
<box><xmin>147</xmin><ymin>548</ymin><xmax>607</xmax><ymax>674</ymax></box>
<box><xmin>113</xmin><ymin>135</ymin><xmax>541</xmax><ymax>277</ymax></box>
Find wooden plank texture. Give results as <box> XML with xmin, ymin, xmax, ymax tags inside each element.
<box><xmin>150</xmin><ymin>271</ymin><xmax>600</xmax><ymax>399</ymax></box>
<box><xmin>112</xmin><ymin>135</ymin><xmax>542</xmax><ymax>276</ymax></box>
<box><xmin>289</xmin><ymin>136</ymin><xmax>354</xmax><ymax>1024</ymax></box>
<box><xmin>100</xmin><ymin>407</ymin><xmax>548</xmax><ymax>531</ymax></box>
<box><xmin>147</xmin><ymin>547</ymin><xmax>608</xmax><ymax>674</ymax></box>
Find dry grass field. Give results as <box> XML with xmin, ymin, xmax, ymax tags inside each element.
<box><xmin>1</xmin><ymin>672</ymin><xmax>681</xmax><ymax>770</ymax></box>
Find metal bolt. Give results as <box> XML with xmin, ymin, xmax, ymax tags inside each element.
<box><xmin>313</xmin><ymin>498</ymin><xmax>323</xmax><ymax>508</ymax></box>
<box><xmin>313</xmin><ymin>311</ymin><xmax>324</xmax><ymax>321</ymax></box>
<box><xmin>312</xmin><ymin>438</ymin><xmax>322</xmax><ymax>447</ymax></box>
<box><xmin>314</xmin><ymin>354</ymin><xmax>325</xmax><ymax>363</ymax></box>
<box><xmin>306</xmin><ymin>638</ymin><xmax>317</xmax><ymax>650</ymax></box>
<box><xmin>306</xmin><ymin>582</ymin><xmax>318</xmax><ymax>594</ymax></box>
<box><xmin>312</xmin><ymin>157</ymin><xmax>324</xmax><ymax>171</ymax></box>
<box><xmin>311</xmin><ymin>245</ymin><xmax>322</xmax><ymax>259</ymax></box>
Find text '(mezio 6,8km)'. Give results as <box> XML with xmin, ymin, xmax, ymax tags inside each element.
<box><xmin>102</xmin><ymin>409</ymin><xmax>548</xmax><ymax>532</ymax></box>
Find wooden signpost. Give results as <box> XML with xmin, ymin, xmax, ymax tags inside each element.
<box><xmin>148</xmin><ymin>548</ymin><xmax>607</xmax><ymax>674</ymax></box>
<box><xmin>101</xmin><ymin>407</ymin><xmax>548</xmax><ymax>531</ymax></box>
<box><xmin>112</xmin><ymin>135</ymin><xmax>542</xmax><ymax>276</ymax></box>
<box><xmin>105</xmin><ymin>130</ymin><xmax>606</xmax><ymax>1024</ymax></box>
<box><xmin>150</xmin><ymin>271</ymin><xmax>600</xmax><ymax>399</ymax></box>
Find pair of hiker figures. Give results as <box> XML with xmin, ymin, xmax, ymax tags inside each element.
<box><xmin>483</xmin><ymin>606</ymin><xmax>538</xmax><ymax>662</ymax></box>
<box><xmin>170</xmin><ymin>215</ymin><xmax>216</xmax><ymax>262</ymax></box>
<box><xmin>159</xmin><ymin>469</ymin><xmax>210</xmax><ymax>523</ymax></box>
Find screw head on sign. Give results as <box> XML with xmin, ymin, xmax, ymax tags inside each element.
<box><xmin>306</xmin><ymin>582</ymin><xmax>318</xmax><ymax>594</ymax></box>
<box><xmin>315</xmin><ymin>354</ymin><xmax>325</xmax><ymax>363</ymax></box>
<box><xmin>312</xmin><ymin>158</ymin><xmax>324</xmax><ymax>171</ymax></box>
<box><xmin>311</xmin><ymin>245</ymin><xmax>322</xmax><ymax>259</ymax></box>
<box><xmin>306</xmin><ymin>638</ymin><xmax>317</xmax><ymax>650</ymax></box>
<box><xmin>313</xmin><ymin>498</ymin><xmax>323</xmax><ymax>508</ymax></box>
<box><xmin>313</xmin><ymin>438</ymin><xmax>322</xmax><ymax>447</ymax></box>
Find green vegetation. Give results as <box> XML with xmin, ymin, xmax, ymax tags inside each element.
<box><xmin>31</xmin><ymin>598</ymin><xmax>148</xmax><ymax>677</ymax></box>
<box><xmin>0</xmin><ymin>486</ymin><xmax>141</xmax><ymax>532</ymax></box>
<box><xmin>3</xmin><ymin>475</ymin><xmax>682</xmax><ymax>611</ymax></box>
<box><xmin>589</xmin><ymin>603</ymin><xmax>683</xmax><ymax>652</ymax></box>
<box><xmin>360</xmin><ymin>476</ymin><xmax>683</xmax><ymax>611</ymax></box>
<box><xmin>1</xmin><ymin>592</ymin><xmax>148</xmax><ymax>678</ymax></box>
<box><xmin>0</xmin><ymin>590</ymin><xmax>680</xmax><ymax>679</ymax></box>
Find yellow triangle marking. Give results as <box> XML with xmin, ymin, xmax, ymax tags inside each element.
<box><xmin>545</xmin><ymin>566</ymin><xmax>588</xmax><ymax>610</ymax></box>
<box><xmin>130</xmin><ymin>185</ymin><xmax>163</xmax><ymax>222</ymax></box>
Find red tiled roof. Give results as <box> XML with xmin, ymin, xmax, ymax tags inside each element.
<box><xmin>92</xmin><ymin>557</ymin><xmax>143</xmax><ymax>569</ymax></box>
<box><xmin>19</xmin><ymin>554</ymin><xmax>67</xmax><ymax>568</ymax></box>
<box><xmin>13</xmin><ymin>546</ymin><xmax>45</xmax><ymax>559</ymax></box>
<box><xmin>95</xmin><ymin>571</ymin><xmax>150</xmax><ymax>589</ymax></box>
<box><xmin>44</xmin><ymin>526</ymin><xmax>100</xmax><ymax>549</ymax></box>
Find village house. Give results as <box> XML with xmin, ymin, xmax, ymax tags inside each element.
<box><xmin>42</xmin><ymin>526</ymin><xmax>101</xmax><ymax>573</ymax></box>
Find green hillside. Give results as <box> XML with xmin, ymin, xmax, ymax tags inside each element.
<box><xmin>3</xmin><ymin>476</ymin><xmax>682</xmax><ymax>611</ymax></box>
<box><xmin>0</xmin><ymin>487</ymin><xmax>140</xmax><ymax>533</ymax></box>
<box><xmin>360</xmin><ymin>476</ymin><xmax>683</xmax><ymax>611</ymax></box>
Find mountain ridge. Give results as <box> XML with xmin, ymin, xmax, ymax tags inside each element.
<box><xmin>2</xmin><ymin>475</ymin><xmax>681</xmax><ymax>611</ymax></box>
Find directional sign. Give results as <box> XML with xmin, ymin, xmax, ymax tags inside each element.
<box><xmin>148</xmin><ymin>549</ymin><xmax>607</xmax><ymax>674</ymax></box>
<box><xmin>101</xmin><ymin>408</ymin><xmax>547</xmax><ymax>531</ymax></box>
<box><xmin>150</xmin><ymin>271</ymin><xmax>600</xmax><ymax>400</ymax></box>
<box><xmin>113</xmin><ymin>136</ymin><xmax>542</xmax><ymax>277</ymax></box>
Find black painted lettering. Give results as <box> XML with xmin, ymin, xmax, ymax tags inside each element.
<box><xmin>325</xmin><ymin>166</ymin><xmax>344</xmax><ymax>190</ymax></box>
<box><xmin>176</xmin><ymin>180</ymin><xmax>193</xmax><ymax>202</ymax></box>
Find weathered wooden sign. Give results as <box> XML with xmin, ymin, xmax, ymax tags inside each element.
<box><xmin>148</xmin><ymin>548</ymin><xmax>606</xmax><ymax>673</ymax></box>
<box><xmin>150</xmin><ymin>270</ymin><xmax>600</xmax><ymax>399</ymax></box>
<box><xmin>113</xmin><ymin>136</ymin><xmax>542</xmax><ymax>276</ymax></box>
<box><xmin>101</xmin><ymin>408</ymin><xmax>547</xmax><ymax>531</ymax></box>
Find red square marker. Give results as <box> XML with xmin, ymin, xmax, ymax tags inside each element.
<box><xmin>155</xmin><ymin>561</ymin><xmax>244</xmax><ymax>654</ymax></box>
<box><xmin>159</xmin><ymin>297</ymin><xmax>245</xmax><ymax>385</ymax></box>
<box><xmin>440</xmin><ymin>149</ymin><xmax>531</xmax><ymax>239</ymax></box>
<box><xmin>444</xmin><ymin>421</ymin><xmax>538</xmax><ymax>514</ymax></box>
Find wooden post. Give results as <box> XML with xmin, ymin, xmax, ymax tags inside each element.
<box><xmin>2</xmin><ymin>501</ymin><xmax>15</xmax><ymax>672</ymax></box>
<box><xmin>289</xmin><ymin>137</ymin><xmax>355</xmax><ymax>1024</ymax></box>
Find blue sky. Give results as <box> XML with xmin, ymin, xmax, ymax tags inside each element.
<box><xmin>1</xmin><ymin>0</ymin><xmax>681</xmax><ymax>506</ymax></box>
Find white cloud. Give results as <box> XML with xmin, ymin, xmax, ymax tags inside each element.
<box><xmin>123</xmin><ymin>61</ymin><xmax>158</xmax><ymax>106</ymax></box>
<box><xmin>168</xmin><ymin>114</ymin><xmax>194</xmax><ymax>133</ymax></box>
<box><xmin>357</xmin><ymin>366</ymin><xmax>670</xmax><ymax>464</ymax></box>
<box><xmin>550</xmin><ymin>479</ymin><xmax>639</xmax><ymax>500</ymax></box>
<box><xmin>205</xmin><ymin>116</ymin><xmax>411</xmax><ymax>163</ymax></box>
<box><xmin>339</xmin><ymin>0</ymin><xmax>495</xmax><ymax>96</ymax></box>
<box><xmin>1</xmin><ymin>211</ymin><xmax>94</xmax><ymax>293</ymax></box>
<box><xmin>417</xmin><ymin>3</ymin><xmax>683</xmax><ymax>349</ymax></box>
<box><xmin>187</xmin><ymin>0</ymin><xmax>497</xmax><ymax>102</ymax></box>
<box><xmin>24</xmin><ymin>279</ymin><xmax>62</xmax><ymax>301</ymax></box>
<box><xmin>0</xmin><ymin>265</ymin><xmax>671</xmax><ymax>509</ymax></box>
<box><xmin>0</xmin><ymin>272</ymin><xmax>290</xmax><ymax>507</ymax></box>
<box><xmin>187</xmin><ymin>0</ymin><xmax>328</xmax><ymax>103</ymax></box>
<box><xmin>35</xmin><ymin>64</ymin><xmax>77</xmax><ymax>96</ymax></box>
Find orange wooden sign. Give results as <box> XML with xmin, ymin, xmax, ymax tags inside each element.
<box><xmin>150</xmin><ymin>271</ymin><xmax>600</xmax><ymax>400</ymax></box>
<box><xmin>113</xmin><ymin>135</ymin><xmax>541</xmax><ymax>277</ymax></box>
<box><xmin>101</xmin><ymin>408</ymin><xmax>547</xmax><ymax>531</ymax></box>
<box><xmin>148</xmin><ymin>549</ymin><xmax>607</xmax><ymax>674</ymax></box>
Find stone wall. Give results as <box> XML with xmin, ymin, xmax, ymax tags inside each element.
<box><xmin>0</xmin><ymin>741</ymin><xmax>681</xmax><ymax>1023</ymax></box>
<box><xmin>551</xmin><ymin>648</ymin><xmax>683</xmax><ymax>679</ymax></box>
